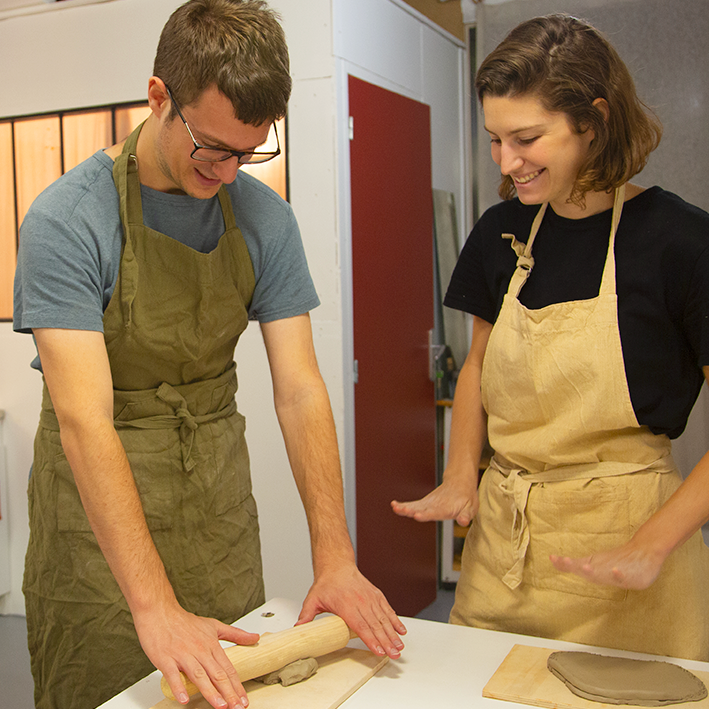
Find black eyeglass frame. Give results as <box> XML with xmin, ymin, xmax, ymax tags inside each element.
<box><xmin>165</xmin><ymin>85</ymin><xmax>281</xmax><ymax>165</ymax></box>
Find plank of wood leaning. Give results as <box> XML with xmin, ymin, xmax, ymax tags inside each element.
<box><xmin>149</xmin><ymin>647</ymin><xmax>388</xmax><ymax>709</ymax></box>
<box><xmin>483</xmin><ymin>644</ymin><xmax>709</xmax><ymax>709</ymax></box>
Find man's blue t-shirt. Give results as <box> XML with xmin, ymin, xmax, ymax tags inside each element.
<box><xmin>14</xmin><ymin>149</ymin><xmax>320</xmax><ymax>369</ymax></box>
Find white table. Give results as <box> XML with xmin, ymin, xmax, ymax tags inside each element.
<box><xmin>99</xmin><ymin>597</ymin><xmax>709</xmax><ymax>708</ymax></box>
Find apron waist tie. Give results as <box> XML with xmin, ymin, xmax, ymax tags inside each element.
<box><xmin>114</xmin><ymin>382</ymin><xmax>237</xmax><ymax>472</ymax></box>
<box><xmin>489</xmin><ymin>453</ymin><xmax>677</xmax><ymax>590</ymax></box>
<box><xmin>39</xmin><ymin>377</ymin><xmax>238</xmax><ymax>474</ymax></box>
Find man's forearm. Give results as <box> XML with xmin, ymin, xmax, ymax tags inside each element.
<box><xmin>59</xmin><ymin>413</ymin><xmax>177</xmax><ymax>613</ymax></box>
<box><xmin>274</xmin><ymin>380</ymin><xmax>355</xmax><ymax>572</ymax></box>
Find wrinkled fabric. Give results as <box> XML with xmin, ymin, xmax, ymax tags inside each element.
<box><xmin>451</xmin><ymin>186</ymin><xmax>709</xmax><ymax>661</ymax></box>
<box><xmin>24</xmin><ymin>123</ymin><xmax>265</xmax><ymax>709</ymax></box>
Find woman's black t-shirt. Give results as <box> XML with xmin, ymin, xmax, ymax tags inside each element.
<box><xmin>444</xmin><ymin>187</ymin><xmax>709</xmax><ymax>439</ymax></box>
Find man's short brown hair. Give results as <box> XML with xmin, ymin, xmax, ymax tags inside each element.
<box><xmin>153</xmin><ymin>0</ymin><xmax>291</xmax><ymax>125</ymax></box>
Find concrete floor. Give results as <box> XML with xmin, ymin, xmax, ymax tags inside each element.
<box><xmin>0</xmin><ymin>588</ymin><xmax>455</xmax><ymax>708</ymax></box>
<box><xmin>0</xmin><ymin>614</ymin><xmax>33</xmax><ymax>708</ymax></box>
<box><xmin>414</xmin><ymin>587</ymin><xmax>455</xmax><ymax>623</ymax></box>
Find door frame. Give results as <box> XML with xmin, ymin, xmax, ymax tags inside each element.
<box><xmin>335</xmin><ymin>62</ymin><xmax>434</xmax><ymax>549</ymax></box>
<box><xmin>336</xmin><ymin>59</ymin><xmax>471</xmax><ymax>542</ymax></box>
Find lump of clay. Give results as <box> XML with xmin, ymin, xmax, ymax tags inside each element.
<box><xmin>547</xmin><ymin>651</ymin><xmax>707</xmax><ymax>706</ymax></box>
<box><xmin>255</xmin><ymin>657</ymin><xmax>319</xmax><ymax>687</ymax></box>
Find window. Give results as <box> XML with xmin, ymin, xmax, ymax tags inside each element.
<box><xmin>1</xmin><ymin>102</ymin><xmax>287</xmax><ymax>321</ymax></box>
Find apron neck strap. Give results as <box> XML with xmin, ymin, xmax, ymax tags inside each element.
<box><xmin>506</xmin><ymin>185</ymin><xmax>626</xmax><ymax>300</ymax></box>
<box><xmin>504</xmin><ymin>202</ymin><xmax>547</xmax><ymax>298</ymax></box>
<box><xmin>525</xmin><ymin>201</ymin><xmax>548</xmax><ymax>257</ymax></box>
<box><xmin>598</xmin><ymin>183</ymin><xmax>626</xmax><ymax>296</ymax></box>
<box><xmin>217</xmin><ymin>186</ymin><xmax>237</xmax><ymax>230</ymax></box>
<box><xmin>112</xmin><ymin>121</ymin><xmax>145</xmax><ymax>227</ymax></box>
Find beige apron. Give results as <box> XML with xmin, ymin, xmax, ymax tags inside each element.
<box><xmin>450</xmin><ymin>186</ymin><xmax>709</xmax><ymax>661</ymax></box>
<box><xmin>23</xmin><ymin>123</ymin><xmax>265</xmax><ymax>709</ymax></box>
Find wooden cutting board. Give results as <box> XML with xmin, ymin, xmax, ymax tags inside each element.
<box><xmin>483</xmin><ymin>644</ymin><xmax>709</xmax><ymax>709</ymax></box>
<box><xmin>149</xmin><ymin>647</ymin><xmax>388</xmax><ymax>709</ymax></box>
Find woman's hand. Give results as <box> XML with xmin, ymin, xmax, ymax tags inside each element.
<box><xmin>391</xmin><ymin>476</ymin><xmax>479</xmax><ymax>527</ymax></box>
<box><xmin>550</xmin><ymin>540</ymin><xmax>665</xmax><ymax>590</ymax></box>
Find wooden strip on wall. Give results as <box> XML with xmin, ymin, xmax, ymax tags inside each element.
<box><xmin>114</xmin><ymin>105</ymin><xmax>151</xmax><ymax>144</ymax></box>
<box><xmin>14</xmin><ymin>115</ymin><xmax>62</xmax><ymax>228</ymax></box>
<box><xmin>240</xmin><ymin>117</ymin><xmax>287</xmax><ymax>201</ymax></box>
<box><xmin>0</xmin><ymin>122</ymin><xmax>16</xmax><ymax>320</ymax></box>
<box><xmin>62</xmin><ymin>109</ymin><xmax>113</xmax><ymax>172</ymax></box>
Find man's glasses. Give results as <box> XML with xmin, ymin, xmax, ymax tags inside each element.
<box><xmin>165</xmin><ymin>85</ymin><xmax>280</xmax><ymax>165</ymax></box>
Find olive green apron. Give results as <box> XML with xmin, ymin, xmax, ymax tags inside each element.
<box><xmin>23</xmin><ymin>123</ymin><xmax>265</xmax><ymax>709</ymax></box>
<box><xmin>450</xmin><ymin>186</ymin><xmax>709</xmax><ymax>661</ymax></box>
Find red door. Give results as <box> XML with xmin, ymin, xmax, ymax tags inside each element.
<box><xmin>349</xmin><ymin>75</ymin><xmax>437</xmax><ymax>617</ymax></box>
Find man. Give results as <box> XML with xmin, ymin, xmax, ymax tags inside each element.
<box><xmin>13</xmin><ymin>2</ymin><xmax>405</xmax><ymax>708</ymax></box>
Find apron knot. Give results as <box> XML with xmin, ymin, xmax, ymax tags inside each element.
<box><xmin>496</xmin><ymin>462</ymin><xmax>533</xmax><ymax>590</ymax></box>
<box><xmin>488</xmin><ymin>451</ymin><xmax>677</xmax><ymax>592</ymax></box>
<box><xmin>175</xmin><ymin>406</ymin><xmax>199</xmax><ymax>431</ymax></box>
<box><xmin>516</xmin><ymin>254</ymin><xmax>534</xmax><ymax>271</ymax></box>
<box><xmin>112</xmin><ymin>371</ymin><xmax>239</xmax><ymax>477</ymax></box>
<box><xmin>501</xmin><ymin>233</ymin><xmax>535</xmax><ymax>289</ymax></box>
<box><xmin>501</xmin><ymin>233</ymin><xmax>534</xmax><ymax>270</ymax></box>
<box><xmin>156</xmin><ymin>383</ymin><xmax>199</xmax><ymax>472</ymax></box>
<box><xmin>501</xmin><ymin>232</ymin><xmax>526</xmax><ymax>258</ymax></box>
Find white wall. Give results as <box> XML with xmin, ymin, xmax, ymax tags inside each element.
<box><xmin>0</xmin><ymin>326</ymin><xmax>41</xmax><ymax>612</ymax></box>
<box><xmin>0</xmin><ymin>0</ymin><xmax>467</xmax><ymax>616</ymax></box>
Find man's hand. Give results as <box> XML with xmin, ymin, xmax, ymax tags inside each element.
<box><xmin>550</xmin><ymin>540</ymin><xmax>665</xmax><ymax>591</ymax></box>
<box><xmin>134</xmin><ymin>601</ymin><xmax>259</xmax><ymax>708</ymax></box>
<box><xmin>296</xmin><ymin>562</ymin><xmax>407</xmax><ymax>660</ymax></box>
<box><xmin>391</xmin><ymin>476</ymin><xmax>479</xmax><ymax>527</ymax></box>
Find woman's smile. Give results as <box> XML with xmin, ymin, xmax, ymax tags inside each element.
<box><xmin>513</xmin><ymin>168</ymin><xmax>545</xmax><ymax>185</ymax></box>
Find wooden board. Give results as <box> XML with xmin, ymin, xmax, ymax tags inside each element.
<box><xmin>483</xmin><ymin>644</ymin><xmax>709</xmax><ymax>709</ymax></box>
<box><xmin>150</xmin><ymin>647</ymin><xmax>388</xmax><ymax>709</ymax></box>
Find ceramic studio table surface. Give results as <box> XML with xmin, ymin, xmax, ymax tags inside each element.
<box><xmin>98</xmin><ymin>597</ymin><xmax>709</xmax><ymax>709</ymax></box>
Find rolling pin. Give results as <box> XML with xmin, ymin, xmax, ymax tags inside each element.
<box><xmin>160</xmin><ymin>614</ymin><xmax>357</xmax><ymax>701</ymax></box>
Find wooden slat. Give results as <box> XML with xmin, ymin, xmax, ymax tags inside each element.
<box><xmin>114</xmin><ymin>104</ymin><xmax>151</xmax><ymax>144</ymax></box>
<box><xmin>0</xmin><ymin>122</ymin><xmax>16</xmax><ymax>320</ymax></box>
<box><xmin>14</xmin><ymin>115</ymin><xmax>62</xmax><ymax>228</ymax></box>
<box><xmin>62</xmin><ymin>109</ymin><xmax>113</xmax><ymax>172</ymax></box>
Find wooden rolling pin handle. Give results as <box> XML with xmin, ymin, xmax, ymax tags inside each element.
<box><xmin>160</xmin><ymin>614</ymin><xmax>356</xmax><ymax>701</ymax></box>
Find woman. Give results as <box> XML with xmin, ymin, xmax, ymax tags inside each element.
<box><xmin>393</xmin><ymin>14</ymin><xmax>709</xmax><ymax>661</ymax></box>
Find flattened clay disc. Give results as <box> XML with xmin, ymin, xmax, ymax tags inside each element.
<box><xmin>255</xmin><ymin>657</ymin><xmax>319</xmax><ymax>687</ymax></box>
<box><xmin>547</xmin><ymin>651</ymin><xmax>708</xmax><ymax>706</ymax></box>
